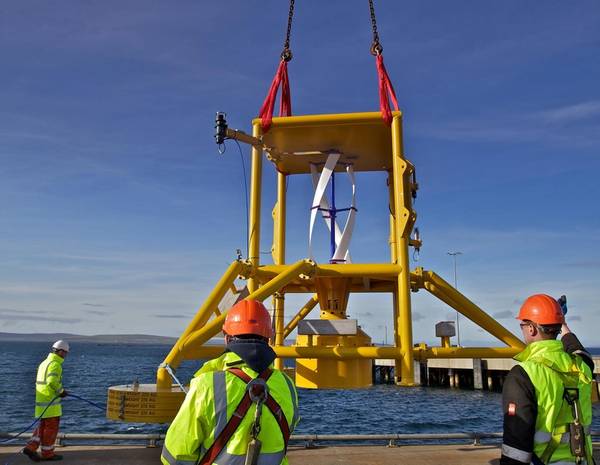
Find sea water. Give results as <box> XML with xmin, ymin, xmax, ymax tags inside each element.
<box><xmin>1</xmin><ymin>342</ymin><xmax>598</xmax><ymax>436</ymax></box>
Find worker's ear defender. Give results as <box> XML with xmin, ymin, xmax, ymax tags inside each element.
<box><xmin>244</xmin><ymin>438</ymin><xmax>262</xmax><ymax>465</ymax></box>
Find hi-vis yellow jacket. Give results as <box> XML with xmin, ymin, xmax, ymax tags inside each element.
<box><xmin>161</xmin><ymin>352</ymin><xmax>299</xmax><ymax>465</ymax></box>
<box><xmin>517</xmin><ymin>340</ymin><xmax>593</xmax><ymax>464</ymax></box>
<box><xmin>34</xmin><ymin>353</ymin><xmax>65</xmax><ymax>418</ymax></box>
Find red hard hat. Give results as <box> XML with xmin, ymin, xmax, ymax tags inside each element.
<box><xmin>222</xmin><ymin>299</ymin><xmax>273</xmax><ymax>338</ymax></box>
<box><xmin>516</xmin><ymin>294</ymin><xmax>565</xmax><ymax>325</ymax></box>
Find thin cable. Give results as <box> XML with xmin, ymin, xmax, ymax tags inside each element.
<box><xmin>66</xmin><ymin>393</ymin><xmax>107</xmax><ymax>411</ymax></box>
<box><xmin>161</xmin><ymin>363</ymin><xmax>188</xmax><ymax>394</ymax></box>
<box><xmin>234</xmin><ymin>139</ymin><xmax>250</xmax><ymax>258</ymax></box>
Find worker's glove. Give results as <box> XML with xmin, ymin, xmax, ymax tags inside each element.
<box><xmin>557</xmin><ymin>295</ymin><xmax>568</xmax><ymax>315</ymax></box>
<box><xmin>59</xmin><ymin>390</ymin><xmax>69</xmax><ymax>398</ymax></box>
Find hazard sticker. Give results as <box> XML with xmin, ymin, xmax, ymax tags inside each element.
<box><xmin>508</xmin><ymin>402</ymin><xmax>517</xmax><ymax>416</ymax></box>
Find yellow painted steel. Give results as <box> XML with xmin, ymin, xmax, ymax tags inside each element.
<box><xmin>388</xmin><ymin>171</ymin><xmax>402</xmax><ymax>380</ymax></box>
<box><xmin>158</xmin><ymin>259</ymin><xmax>315</xmax><ymax>389</ymax></box>
<box><xmin>295</xmin><ymin>276</ymin><xmax>372</xmax><ymax>388</ymax></box>
<box><xmin>248</xmin><ymin>121</ymin><xmax>263</xmax><ymax>293</ymax></box>
<box><xmin>156</xmin><ymin>260</ymin><xmax>249</xmax><ymax>389</ymax></box>
<box><xmin>183</xmin><ymin>344</ymin><xmax>521</xmax><ymax>361</ymax></box>
<box><xmin>283</xmin><ymin>295</ymin><xmax>319</xmax><ymax>339</ymax></box>
<box><xmin>110</xmin><ymin>111</ymin><xmax>533</xmax><ymax>422</ymax></box>
<box><xmin>107</xmin><ymin>384</ymin><xmax>185</xmax><ymax>424</ymax></box>
<box><xmin>256</xmin><ymin>111</ymin><xmax>401</xmax><ymax>174</ymax></box>
<box><xmin>391</xmin><ymin>115</ymin><xmax>416</xmax><ymax>386</ymax></box>
<box><xmin>273</xmin><ymin>292</ymin><xmax>285</xmax><ymax>371</ymax></box>
<box><xmin>254</xmin><ymin>263</ymin><xmax>402</xmax><ymax>281</ymax></box>
<box><xmin>418</xmin><ymin>269</ymin><xmax>525</xmax><ymax>350</ymax></box>
<box><xmin>295</xmin><ymin>332</ymin><xmax>373</xmax><ymax>389</ymax></box>
<box><xmin>178</xmin><ymin>259</ymin><xmax>315</xmax><ymax>354</ymax></box>
<box><xmin>272</xmin><ymin>172</ymin><xmax>287</xmax><ymax>370</ymax></box>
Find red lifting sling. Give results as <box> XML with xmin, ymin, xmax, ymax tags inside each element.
<box><xmin>258</xmin><ymin>0</ymin><xmax>399</xmax><ymax>132</ymax></box>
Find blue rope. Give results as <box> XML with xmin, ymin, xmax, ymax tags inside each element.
<box><xmin>0</xmin><ymin>396</ymin><xmax>60</xmax><ymax>444</ymax></box>
<box><xmin>1</xmin><ymin>392</ymin><xmax>107</xmax><ymax>465</ymax></box>
<box><xmin>1</xmin><ymin>395</ymin><xmax>61</xmax><ymax>465</ymax></box>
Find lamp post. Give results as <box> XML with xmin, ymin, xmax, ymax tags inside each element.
<box><xmin>447</xmin><ymin>251</ymin><xmax>462</xmax><ymax>347</ymax></box>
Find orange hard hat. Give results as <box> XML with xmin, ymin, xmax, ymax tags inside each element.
<box><xmin>222</xmin><ymin>299</ymin><xmax>273</xmax><ymax>338</ymax></box>
<box><xmin>516</xmin><ymin>294</ymin><xmax>565</xmax><ymax>325</ymax></box>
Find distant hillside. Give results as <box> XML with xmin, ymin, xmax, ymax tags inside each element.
<box><xmin>0</xmin><ymin>332</ymin><xmax>178</xmax><ymax>345</ymax></box>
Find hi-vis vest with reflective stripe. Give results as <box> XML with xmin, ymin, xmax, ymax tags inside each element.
<box><xmin>35</xmin><ymin>353</ymin><xmax>64</xmax><ymax>419</ymax></box>
<box><xmin>517</xmin><ymin>340</ymin><xmax>593</xmax><ymax>464</ymax></box>
<box><xmin>162</xmin><ymin>352</ymin><xmax>299</xmax><ymax>465</ymax></box>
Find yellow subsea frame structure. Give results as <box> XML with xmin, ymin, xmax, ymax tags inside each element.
<box><xmin>107</xmin><ymin>111</ymin><xmax>525</xmax><ymax>423</ymax></box>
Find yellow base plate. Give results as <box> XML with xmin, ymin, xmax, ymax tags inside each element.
<box><xmin>295</xmin><ymin>331</ymin><xmax>373</xmax><ymax>389</ymax></box>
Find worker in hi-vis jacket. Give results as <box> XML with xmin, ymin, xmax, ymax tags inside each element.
<box><xmin>501</xmin><ymin>295</ymin><xmax>594</xmax><ymax>465</ymax></box>
<box><xmin>24</xmin><ymin>340</ymin><xmax>70</xmax><ymax>462</ymax></box>
<box><xmin>161</xmin><ymin>299</ymin><xmax>299</xmax><ymax>465</ymax></box>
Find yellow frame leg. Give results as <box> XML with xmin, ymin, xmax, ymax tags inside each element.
<box><xmin>156</xmin><ymin>260</ymin><xmax>248</xmax><ymax>388</ymax></box>
<box><xmin>248</xmin><ymin>121</ymin><xmax>263</xmax><ymax>293</ymax></box>
<box><xmin>272</xmin><ymin>172</ymin><xmax>287</xmax><ymax>370</ymax></box>
<box><xmin>391</xmin><ymin>115</ymin><xmax>416</xmax><ymax>386</ymax></box>
<box><xmin>172</xmin><ymin>260</ymin><xmax>316</xmax><ymax>369</ymax></box>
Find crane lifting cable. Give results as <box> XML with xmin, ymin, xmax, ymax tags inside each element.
<box><xmin>258</xmin><ymin>0</ymin><xmax>399</xmax><ymax>132</ymax></box>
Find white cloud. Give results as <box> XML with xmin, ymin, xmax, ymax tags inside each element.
<box><xmin>537</xmin><ymin>100</ymin><xmax>600</xmax><ymax>123</ymax></box>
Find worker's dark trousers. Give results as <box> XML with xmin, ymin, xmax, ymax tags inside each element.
<box><xmin>26</xmin><ymin>416</ymin><xmax>60</xmax><ymax>458</ymax></box>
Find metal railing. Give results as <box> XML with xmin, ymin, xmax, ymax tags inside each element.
<box><xmin>2</xmin><ymin>431</ymin><xmax>599</xmax><ymax>448</ymax></box>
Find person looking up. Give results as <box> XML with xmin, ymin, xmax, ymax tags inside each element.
<box><xmin>501</xmin><ymin>295</ymin><xmax>594</xmax><ymax>465</ymax></box>
<box><xmin>162</xmin><ymin>299</ymin><xmax>299</xmax><ymax>465</ymax></box>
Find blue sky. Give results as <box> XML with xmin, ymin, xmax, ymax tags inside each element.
<box><xmin>1</xmin><ymin>1</ymin><xmax>599</xmax><ymax>346</ymax></box>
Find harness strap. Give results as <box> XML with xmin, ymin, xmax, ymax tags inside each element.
<box><xmin>197</xmin><ymin>368</ymin><xmax>273</xmax><ymax>465</ymax></box>
<box><xmin>539</xmin><ymin>424</ymin><xmax>569</xmax><ymax>464</ymax></box>
<box><xmin>228</xmin><ymin>368</ymin><xmax>291</xmax><ymax>450</ymax></box>
<box><xmin>538</xmin><ymin>362</ymin><xmax>593</xmax><ymax>465</ymax></box>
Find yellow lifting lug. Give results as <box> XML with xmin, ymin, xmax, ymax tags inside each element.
<box><xmin>410</xmin><ymin>267</ymin><xmax>425</xmax><ymax>292</ymax></box>
<box><xmin>237</xmin><ymin>259</ymin><xmax>255</xmax><ymax>280</ymax></box>
<box><xmin>299</xmin><ymin>259</ymin><xmax>317</xmax><ymax>280</ymax></box>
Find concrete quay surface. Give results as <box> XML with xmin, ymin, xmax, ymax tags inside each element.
<box><xmin>1</xmin><ymin>444</ymin><xmax>599</xmax><ymax>465</ymax></box>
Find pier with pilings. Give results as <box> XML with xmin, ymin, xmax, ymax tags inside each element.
<box><xmin>373</xmin><ymin>355</ymin><xmax>600</xmax><ymax>390</ymax></box>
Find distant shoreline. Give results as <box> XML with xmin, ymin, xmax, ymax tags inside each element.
<box><xmin>1</xmin><ymin>332</ymin><xmax>597</xmax><ymax>354</ymax></box>
<box><xmin>0</xmin><ymin>332</ymin><xmax>178</xmax><ymax>345</ymax></box>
